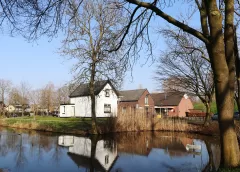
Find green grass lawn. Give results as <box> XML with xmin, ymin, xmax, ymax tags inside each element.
<box><xmin>193</xmin><ymin>101</ymin><xmax>238</xmax><ymax>114</ymax></box>
<box><xmin>0</xmin><ymin>116</ymin><xmax>107</xmax><ymax>133</ymax></box>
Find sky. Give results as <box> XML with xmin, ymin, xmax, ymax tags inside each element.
<box><xmin>0</xmin><ymin>1</ymin><xmax>200</xmax><ymax>92</ymax></box>
<box><xmin>0</xmin><ymin>34</ymin><xmax>159</xmax><ymax>92</ymax></box>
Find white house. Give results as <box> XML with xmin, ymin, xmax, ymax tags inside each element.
<box><xmin>59</xmin><ymin>80</ymin><xmax>118</xmax><ymax>117</ymax></box>
<box><xmin>58</xmin><ymin>135</ymin><xmax>118</xmax><ymax>171</ymax></box>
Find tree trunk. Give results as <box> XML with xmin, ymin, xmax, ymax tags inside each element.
<box><xmin>204</xmin><ymin>102</ymin><xmax>211</xmax><ymax>126</ymax></box>
<box><xmin>89</xmin><ymin>59</ymin><xmax>98</xmax><ymax>134</ymax></box>
<box><xmin>234</xmin><ymin>26</ymin><xmax>240</xmax><ymax>112</ymax></box>
<box><xmin>22</xmin><ymin>105</ymin><xmax>24</xmax><ymax>117</ymax></box>
<box><xmin>34</xmin><ymin>108</ymin><xmax>36</xmax><ymax>120</ymax></box>
<box><xmin>206</xmin><ymin>0</ymin><xmax>240</xmax><ymax>167</ymax></box>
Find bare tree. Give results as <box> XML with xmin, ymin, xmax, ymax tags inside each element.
<box><xmin>113</xmin><ymin>0</ymin><xmax>240</xmax><ymax>167</ymax></box>
<box><xmin>59</xmin><ymin>0</ymin><xmax>126</xmax><ymax>134</ymax></box>
<box><xmin>0</xmin><ymin>79</ymin><xmax>12</xmax><ymax>104</ymax></box>
<box><xmin>19</xmin><ymin>81</ymin><xmax>30</xmax><ymax>117</ymax></box>
<box><xmin>1</xmin><ymin>0</ymin><xmax>238</xmax><ymax>166</ymax></box>
<box><xmin>29</xmin><ymin>89</ymin><xmax>41</xmax><ymax>120</ymax></box>
<box><xmin>155</xmin><ymin>31</ymin><xmax>214</xmax><ymax>124</ymax></box>
<box><xmin>56</xmin><ymin>85</ymin><xmax>70</xmax><ymax>106</ymax></box>
<box><xmin>8</xmin><ymin>88</ymin><xmax>21</xmax><ymax>105</ymax></box>
<box><xmin>40</xmin><ymin>82</ymin><xmax>55</xmax><ymax>115</ymax></box>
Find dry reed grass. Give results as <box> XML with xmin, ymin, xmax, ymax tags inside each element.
<box><xmin>101</xmin><ymin>107</ymin><xmax>217</xmax><ymax>134</ymax></box>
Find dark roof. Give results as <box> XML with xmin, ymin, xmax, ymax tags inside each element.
<box><xmin>119</xmin><ymin>89</ymin><xmax>146</xmax><ymax>102</ymax></box>
<box><xmin>67</xmin><ymin>152</ymin><xmax>118</xmax><ymax>172</ymax></box>
<box><xmin>151</xmin><ymin>92</ymin><xmax>184</xmax><ymax>106</ymax></box>
<box><xmin>69</xmin><ymin>80</ymin><xmax>118</xmax><ymax>98</ymax></box>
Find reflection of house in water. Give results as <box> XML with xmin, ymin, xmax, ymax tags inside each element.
<box><xmin>155</xmin><ymin>136</ymin><xmax>201</xmax><ymax>157</ymax></box>
<box><xmin>58</xmin><ymin>136</ymin><xmax>118</xmax><ymax>171</ymax></box>
<box><xmin>117</xmin><ymin>132</ymin><xmax>200</xmax><ymax>158</ymax></box>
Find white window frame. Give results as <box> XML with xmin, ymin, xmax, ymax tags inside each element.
<box><xmin>145</xmin><ymin>95</ymin><xmax>149</xmax><ymax>105</ymax></box>
<box><xmin>104</xmin><ymin>104</ymin><xmax>111</xmax><ymax>113</ymax></box>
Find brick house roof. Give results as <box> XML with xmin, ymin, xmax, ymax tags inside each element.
<box><xmin>151</xmin><ymin>92</ymin><xmax>185</xmax><ymax>106</ymax></box>
<box><xmin>119</xmin><ymin>89</ymin><xmax>146</xmax><ymax>102</ymax></box>
<box><xmin>69</xmin><ymin>80</ymin><xmax>118</xmax><ymax>98</ymax></box>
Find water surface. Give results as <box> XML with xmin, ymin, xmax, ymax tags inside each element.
<box><xmin>0</xmin><ymin>128</ymin><xmax>220</xmax><ymax>172</ymax></box>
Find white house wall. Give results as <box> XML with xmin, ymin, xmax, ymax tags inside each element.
<box><xmin>70</xmin><ymin>97</ymin><xmax>91</xmax><ymax>117</ymax></box>
<box><xmin>59</xmin><ymin>105</ymin><xmax>75</xmax><ymax>117</ymax></box>
<box><xmin>6</xmin><ymin>105</ymin><xmax>15</xmax><ymax>112</ymax></box>
<box><xmin>69</xmin><ymin>83</ymin><xmax>118</xmax><ymax>118</ymax></box>
<box><xmin>95</xmin><ymin>83</ymin><xmax>118</xmax><ymax>117</ymax></box>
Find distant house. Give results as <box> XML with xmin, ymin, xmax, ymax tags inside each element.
<box><xmin>59</xmin><ymin>80</ymin><xmax>119</xmax><ymax>117</ymax></box>
<box><xmin>58</xmin><ymin>135</ymin><xmax>118</xmax><ymax>171</ymax></box>
<box><xmin>151</xmin><ymin>92</ymin><xmax>193</xmax><ymax>117</ymax></box>
<box><xmin>5</xmin><ymin>105</ymin><xmax>16</xmax><ymax>112</ymax></box>
<box><xmin>118</xmin><ymin>89</ymin><xmax>155</xmax><ymax>115</ymax></box>
<box><xmin>5</xmin><ymin>104</ymin><xmax>31</xmax><ymax>113</ymax></box>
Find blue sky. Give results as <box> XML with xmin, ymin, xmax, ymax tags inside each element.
<box><xmin>0</xmin><ymin>1</ymin><xmax>200</xmax><ymax>92</ymax></box>
<box><xmin>0</xmin><ymin>33</ymin><xmax>159</xmax><ymax>91</ymax></box>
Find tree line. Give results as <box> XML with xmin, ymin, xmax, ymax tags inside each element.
<box><xmin>0</xmin><ymin>79</ymin><xmax>72</xmax><ymax>116</ymax></box>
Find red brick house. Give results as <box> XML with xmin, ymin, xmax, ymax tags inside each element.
<box><xmin>151</xmin><ymin>92</ymin><xmax>193</xmax><ymax>117</ymax></box>
<box><xmin>118</xmin><ymin>89</ymin><xmax>155</xmax><ymax>115</ymax></box>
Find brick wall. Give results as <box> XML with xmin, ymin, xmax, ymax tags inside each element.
<box><xmin>177</xmin><ymin>98</ymin><xmax>194</xmax><ymax>117</ymax></box>
<box><xmin>118</xmin><ymin>89</ymin><xmax>155</xmax><ymax>115</ymax></box>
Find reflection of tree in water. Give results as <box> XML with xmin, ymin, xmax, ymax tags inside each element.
<box><xmin>0</xmin><ymin>133</ymin><xmax>20</xmax><ymax>156</ymax></box>
<box><xmin>66</xmin><ymin>135</ymin><xmax>118</xmax><ymax>172</ymax></box>
<box><xmin>90</xmin><ymin>135</ymin><xmax>98</xmax><ymax>172</ymax></box>
<box><xmin>29</xmin><ymin>133</ymin><xmax>57</xmax><ymax>164</ymax></box>
<box><xmin>15</xmin><ymin>134</ymin><xmax>27</xmax><ymax>171</ymax></box>
<box><xmin>203</xmin><ymin>140</ymin><xmax>220</xmax><ymax>172</ymax></box>
<box><xmin>51</xmin><ymin>142</ymin><xmax>64</xmax><ymax>165</ymax></box>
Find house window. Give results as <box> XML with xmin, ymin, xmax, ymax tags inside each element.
<box><xmin>145</xmin><ymin>95</ymin><xmax>149</xmax><ymax>105</ymax></box>
<box><xmin>105</xmin><ymin>89</ymin><xmax>110</xmax><ymax>97</ymax></box>
<box><xmin>105</xmin><ymin>155</ymin><xmax>109</xmax><ymax>164</ymax></box>
<box><xmin>104</xmin><ymin>104</ymin><xmax>111</xmax><ymax>113</ymax></box>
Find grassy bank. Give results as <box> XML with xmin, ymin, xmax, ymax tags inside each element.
<box><xmin>0</xmin><ymin>116</ymin><xmax>108</xmax><ymax>135</ymax></box>
<box><xmin>0</xmin><ymin>114</ymin><xmax>222</xmax><ymax>136</ymax></box>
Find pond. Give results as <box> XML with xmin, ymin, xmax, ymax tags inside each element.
<box><xmin>0</xmin><ymin>128</ymin><xmax>220</xmax><ymax>172</ymax></box>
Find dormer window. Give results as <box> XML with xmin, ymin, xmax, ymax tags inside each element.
<box><xmin>105</xmin><ymin>89</ymin><xmax>110</xmax><ymax>97</ymax></box>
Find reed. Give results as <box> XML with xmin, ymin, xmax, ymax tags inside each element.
<box><xmin>102</xmin><ymin>107</ymin><xmax>206</xmax><ymax>133</ymax></box>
